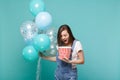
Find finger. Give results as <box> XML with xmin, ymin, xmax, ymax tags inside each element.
<box><xmin>63</xmin><ymin>58</ymin><xmax>68</xmax><ymax>61</ymax></box>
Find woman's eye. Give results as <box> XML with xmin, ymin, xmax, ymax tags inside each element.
<box><xmin>64</xmin><ymin>35</ymin><xmax>67</xmax><ymax>37</ymax></box>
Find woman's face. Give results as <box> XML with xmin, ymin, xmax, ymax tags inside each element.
<box><xmin>60</xmin><ymin>30</ymin><xmax>70</xmax><ymax>45</ymax></box>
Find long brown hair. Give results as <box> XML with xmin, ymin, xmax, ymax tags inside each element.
<box><xmin>57</xmin><ymin>24</ymin><xmax>75</xmax><ymax>46</ymax></box>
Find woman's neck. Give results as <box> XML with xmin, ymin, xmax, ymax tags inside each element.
<box><xmin>64</xmin><ymin>43</ymin><xmax>72</xmax><ymax>46</ymax></box>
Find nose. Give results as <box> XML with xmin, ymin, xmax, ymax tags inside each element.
<box><xmin>62</xmin><ymin>36</ymin><xmax>66</xmax><ymax>40</ymax></box>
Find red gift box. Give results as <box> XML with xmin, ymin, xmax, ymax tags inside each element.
<box><xmin>58</xmin><ymin>46</ymin><xmax>71</xmax><ymax>60</ymax></box>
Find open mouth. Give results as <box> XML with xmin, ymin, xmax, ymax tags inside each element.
<box><xmin>63</xmin><ymin>39</ymin><xmax>67</xmax><ymax>43</ymax></box>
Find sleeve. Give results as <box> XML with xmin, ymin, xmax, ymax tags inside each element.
<box><xmin>75</xmin><ymin>41</ymin><xmax>83</xmax><ymax>53</ymax></box>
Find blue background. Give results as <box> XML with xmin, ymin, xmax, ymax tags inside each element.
<box><xmin>0</xmin><ymin>0</ymin><xmax>120</xmax><ymax>80</ymax></box>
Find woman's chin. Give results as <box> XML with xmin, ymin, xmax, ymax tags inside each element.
<box><xmin>64</xmin><ymin>42</ymin><xmax>69</xmax><ymax>45</ymax></box>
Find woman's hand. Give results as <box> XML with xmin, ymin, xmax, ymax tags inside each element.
<box><xmin>39</xmin><ymin>53</ymin><xmax>43</xmax><ymax>57</ymax></box>
<box><xmin>61</xmin><ymin>57</ymin><xmax>72</xmax><ymax>63</ymax></box>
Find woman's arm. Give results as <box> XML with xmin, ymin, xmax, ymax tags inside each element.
<box><xmin>40</xmin><ymin>53</ymin><xmax>56</xmax><ymax>62</ymax></box>
<box><xmin>70</xmin><ymin>50</ymin><xmax>84</xmax><ymax>64</ymax></box>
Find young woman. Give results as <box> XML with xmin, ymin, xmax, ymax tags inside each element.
<box><xmin>40</xmin><ymin>24</ymin><xmax>84</xmax><ymax>80</ymax></box>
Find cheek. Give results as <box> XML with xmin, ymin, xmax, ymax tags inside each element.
<box><xmin>61</xmin><ymin>37</ymin><xmax>64</xmax><ymax>40</ymax></box>
<box><xmin>66</xmin><ymin>35</ymin><xmax>70</xmax><ymax>39</ymax></box>
<box><xmin>60</xmin><ymin>38</ymin><xmax>64</xmax><ymax>42</ymax></box>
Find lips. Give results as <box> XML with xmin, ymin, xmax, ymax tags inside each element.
<box><xmin>63</xmin><ymin>39</ymin><xmax>67</xmax><ymax>43</ymax></box>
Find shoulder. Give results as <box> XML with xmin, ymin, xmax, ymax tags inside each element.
<box><xmin>74</xmin><ymin>40</ymin><xmax>83</xmax><ymax>50</ymax></box>
<box><xmin>74</xmin><ymin>40</ymin><xmax>82</xmax><ymax>45</ymax></box>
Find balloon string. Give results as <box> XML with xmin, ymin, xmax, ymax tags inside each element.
<box><xmin>36</xmin><ymin>57</ymin><xmax>41</xmax><ymax>80</ymax></box>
